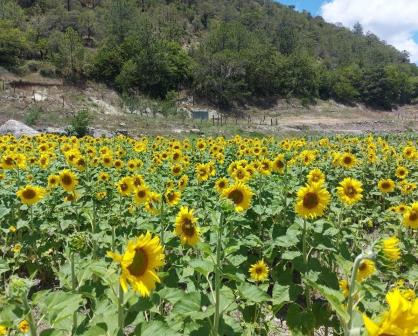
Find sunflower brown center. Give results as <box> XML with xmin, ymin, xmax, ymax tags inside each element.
<box><xmin>5</xmin><ymin>157</ymin><xmax>14</xmax><ymax>165</ymax></box>
<box><xmin>167</xmin><ymin>192</ymin><xmax>175</xmax><ymax>201</ymax></box>
<box><xmin>121</xmin><ymin>183</ymin><xmax>128</xmax><ymax>191</ymax></box>
<box><xmin>303</xmin><ymin>192</ymin><xmax>319</xmax><ymax>209</ymax></box>
<box><xmin>62</xmin><ymin>174</ymin><xmax>72</xmax><ymax>185</ymax></box>
<box><xmin>382</xmin><ymin>182</ymin><xmax>390</xmax><ymax>189</ymax></box>
<box><xmin>228</xmin><ymin>189</ymin><xmax>244</xmax><ymax>205</ymax></box>
<box><xmin>345</xmin><ymin>186</ymin><xmax>356</xmax><ymax>197</ymax></box>
<box><xmin>409</xmin><ymin>212</ymin><xmax>418</xmax><ymax>222</ymax></box>
<box><xmin>22</xmin><ymin>189</ymin><xmax>36</xmax><ymax>199</ymax></box>
<box><xmin>343</xmin><ymin>156</ymin><xmax>352</xmax><ymax>165</ymax></box>
<box><xmin>182</xmin><ymin>218</ymin><xmax>195</xmax><ymax>237</ymax></box>
<box><xmin>128</xmin><ymin>248</ymin><xmax>148</xmax><ymax>277</ymax></box>
<box><xmin>173</xmin><ymin>167</ymin><xmax>180</xmax><ymax>174</ymax></box>
<box><xmin>276</xmin><ymin>160</ymin><xmax>284</xmax><ymax>169</ymax></box>
<box><xmin>137</xmin><ymin>190</ymin><xmax>146</xmax><ymax>198</ymax></box>
<box><xmin>255</xmin><ymin>266</ymin><xmax>263</xmax><ymax>274</ymax></box>
<box><xmin>218</xmin><ymin>181</ymin><xmax>226</xmax><ymax>188</ymax></box>
<box><xmin>358</xmin><ymin>263</ymin><xmax>367</xmax><ymax>271</ymax></box>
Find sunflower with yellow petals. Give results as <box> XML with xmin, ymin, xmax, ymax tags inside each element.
<box><xmin>223</xmin><ymin>182</ymin><xmax>253</xmax><ymax>212</ymax></box>
<box><xmin>116</xmin><ymin>177</ymin><xmax>134</xmax><ymax>196</ymax></box>
<box><xmin>16</xmin><ymin>185</ymin><xmax>46</xmax><ymax>205</ymax></box>
<box><xmin>107</xmin><ymin>231</ymin><xmax>165</xmax><ymax>297</ymax></box>
<box><xmin>295</xmin><ymin>183</ymin><xmax>330</xmax><ymax>219</ymax></box>
<box><xmin>356</xmin><ymin>259</ymin><xmax>376</xmax><ymax>282</ymax></box>
<box><xmin>336</xmin><ymin>177</ymin><xmax>363</xmax><ymax>205</ymax></box>
<box><xmin>307</xmin><ymin>168</ymin><xmax>325</xmax><ymax>185</ymax></box>
<box><xmin>59</xmin><ymin>169</ymin><xmax>78</xmax><ymax>192</ymax></box>
<box><xmin>249</xmin><ymin>260</ymin><xmax>269</xmax><ymax>282</ymax></box>
<box><xmin>174</xmin><ymin>206</ymin><xmax>200</xmax><ymax>246</ymax></box>
<box><xmin>378</xmin><ymin>179</ymin><xmax>395</xmax><ymax>193</ymax></box>
<box><xmin>215</xmin><ymin>177</ymin><xmax>229</xmax><ymax>194</ymax></box>
<box><xmin>165</xmin><ymin>189</ymin><xmax>181</xmax><ymax>206</ymax></box>
<box><xmin>403</xmin><ymin>202</ymin><xmax>418</xmax><ymax>229</ymax></box>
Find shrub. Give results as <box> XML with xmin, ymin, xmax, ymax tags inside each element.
<box><xmin>24</xmin><ymin>105</ymin><xmax>42</xmax><ymax>126</ymax></box>
<box><xmin>68</xmin><ymin>109</ymin><xmax>90</xmax><ymax>137</ymax></box>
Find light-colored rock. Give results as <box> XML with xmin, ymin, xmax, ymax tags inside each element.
<box><xmin>88</xmin><ymin>127</ymin><xmax>114</xmax><ymax>138</ymax></box>
<box><xmin>41</xmin><ymin>127</ymin><xmax>67</xmax><ymax>135</ymax></box>
<box><xmin>0</xmin><ymin>119</ymin><xmax>39</xmax><ymax>137</ymax></box>
<box><xmin>145</xmin><ymin>107</ymin><xmax>152</xmax><ymax>114</ymax></box>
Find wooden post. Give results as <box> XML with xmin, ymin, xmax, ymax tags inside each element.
<box><xmin>62</xmin><ymin>96</ymin><xmax>65</xmax><ymax>107</ymax></box>
<box><xmin>33</xmin><ymin>90</ymin><xmax>36</xmax><ymax>102</ymax></box>
<box><xmin>271</xmin><ymin>118</ymin><xmax>273</xmax><ymax>126</ymax></box>
<box><xmin>212</xmin><ymin>115</ymin><xmax>215</xmax><ymax>126</ymax></box>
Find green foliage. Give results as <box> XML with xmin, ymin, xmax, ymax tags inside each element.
<box><xmin>3</xmin><ymin>0</ymin><xmax>418</xmax><ymax>109</ymax></box>
<box><xmin>0</xmin><ymin>19</ymin><xmax>28</xmax><ymax>66</ymax></box>
<box><xmin>68</xmin><ymin>109</ymin><xmax>90</xmax><ymax>137</ymax></box>
<box><xmin>24</xmin><ymin>105</ymin><xmax>42</xmax><ymax>126</ymax></box>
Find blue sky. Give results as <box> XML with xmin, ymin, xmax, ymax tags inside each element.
<box><xmin>276</xmin><ymin>0</ymin><xmax>418</xmax><ymax>63</ymax></box>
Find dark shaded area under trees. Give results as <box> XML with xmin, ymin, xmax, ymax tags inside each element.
<box><xmin>1</xmin><ymin>0</ymin><xmax>418</xmax><ymax>110</ymax></box>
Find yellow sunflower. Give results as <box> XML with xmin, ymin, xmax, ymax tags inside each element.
<box><xmin>178</xmin><ymin>175</ymin><xmax>189</xmax><ymax>191</ymax></box>
<box><xmin>59</xmin><ymin>169</ymin><xmax>78</xmax><ymax>192</ymax></box>
<box><xmin>47</xmin><ymin>174</ymin><xmax>60</xmax><ymax>188</ymax></box>
<box><xmin>222</xmin><ymin>182</ymin><xmax>253</xmax><ymax>212</ymax></box>
<box><xmin>145</xmin><ymin>192</ymin><xmax>161</xmax><ymax>215</ymax></box>
<box><xmin>231</xmin><ymin>166</ymin><xmax>250</xmax><ymax>182</ymax></box>
<box><xmin>133</xmin><ymin>185</ymin><xmax>150</xmax><ymax>205</ymax></box>
<box><xmin>249</xmin><ymin>260</ymin><xmax>269</xmax><ymax>282</ymax></box>
<box><xmin>356</xmin><ymin>259</ymin><xmax>376</xmax><ymax>282</ymax></box>
<box><xmin>295</xmin><ymin>183</ymin><xmax>330</xmax><ymax>219</ymax></box>
<box><xmin>339</xmin><ymin>279</ymin><xmax>349</xmax><ymax>298</ymax></box>
<box><xmin>215</xmin><ymin>177</ymin><xmax>229</xmax><ymax>194</ymax></box>
<box><xmin>0</xmin><ymin>325</ymin><xmax>7</xmax><ymax>336</ymax></box>
<box><xmin>107</xmin><ymin>231</ymin><xmax>165</xmax><ymax>297</ymax></box>
<box><xmin>395</xmin><ymin>166</ymin><xmax>408</xmax><ymax>179</ymax></box>
<box><xmin>16</xmin><ymin>185</ymin><xmax>46</xmax><ymax>206</ymax></box>
<box><xmin>307</xmin><ymin>168</ymin><xmax>325</xmax><ymax>185</ymax></box>
<box><xmin>272</xmin><ymin>154</ymin><xmax>286</xmax><ymax>174</ymax></box>
<box><xmin>164</xmin><ymin>189</ymin><xmax>181</xmax><ymax>206</ymax></box>
<box><xmin>339</xmin><ymin>152</ymin><xmax>357</xmax><ymax>169</ymax></box>
<box><xmin>171</xmin><ymin>164</ymin><xmax>182</xmax><ymax>177</ymax></box>
<box><xmin>116</xmin><ymin>177</ymin><xmax>134</xmax><ymax>196</ymax></box>
<box><xmin>174</xmin><ymin>206</ymin><xmax>200</xmax><ymax>246</ymax></box>
<box><xmin>378</xmin><ymin>179</ymin><xmax>395</xmax><ymax>193</ymax></box>
<box><xmin>403</xmin><ymin>202</ymin><xmax>418</xmax><ymax>229</ymax></box>
<box><xmin>336</xmin><ymin>177</ymin><xmax>363</xmax><ymax>205</ymax></box>
<box><xmin>18</xmin><ymin>320</ymin><xmax>30</xmax><ymax>333</ymax></box>
<box><xmin>98</xmin><ymin>172</ymin><xmax>110</xmax><ymax>183</ymax></box>
<box><xmin>381</xmin><ymin>236</ymin><xmax>401</xmax><ymax>262</ymax></box>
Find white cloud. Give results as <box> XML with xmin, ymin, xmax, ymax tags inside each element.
<box><xmin>321</xmin><ymin>0</ymin><xmax>418</xmax><ymax>62</ymax></box>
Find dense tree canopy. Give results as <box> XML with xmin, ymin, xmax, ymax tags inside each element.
<box><xmin>1</xmin><ymin>0</ymin><xmax>418</xmax><ymax>110</ymax></box>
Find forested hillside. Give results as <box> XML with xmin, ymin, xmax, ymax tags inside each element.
<box><xmin>2</xmin><ymin>0</ymin><xmax>418</xmax><ymax>110</ymax></box>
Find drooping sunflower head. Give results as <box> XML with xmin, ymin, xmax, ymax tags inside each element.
<box><xmin>272</xmin><ymin>154</ymin><xmax>286</xmax><ymax>174</ymax></box>
<box><xmin>16</xmin><ymin>185</ymin><xmax>46</xmax><ymax>206</ymax></box>
<box><xmin>59</xmin><ymin>169</ymin><xmax>78</xmax><ymax>192</ymax></box>
<box><xmin>222</xmin><ymin>182</ymin><xmax>253</xmax><ymax>212</ymax></box>
<box><xmin>145</xmin><ymin>192</ymin><xmax>161</xmax><ymax>215</ymax></box>
<box><xmin>249</xmin><ymin>260</ymin><xmax>269</xmax><ymax>282</ymax></box>
<box><xmin>403</xmin><ymin>202</ymin><xmax>418</xmax><ymax>229</ymax></box>
<box><xmin>295</xmin><ymin>183</ymin><xmax>330</xmax><ymax>219</ymax></box>
<box><xmin>107</xmin><ymin>231</ymin><xmax>165</xmax><ymax>297</ymax></box>
<box><xmin>175</xmin><ymin>206</ymin><xmax>200</xmax><ymax>246</ymax></box>
<box><xmin>336</xmin><ymin>177</ymin><xmax>363</xmax><ymax>206</ymax></box>
<box><xmin>339</xmin><ymin>279</ymin><xmax>349</xmax><ymax>298</ymax></box>
<box><xmin>378</xmin><ymin>179</ymin><xmax>395</xmax><ymax>193</ymax></box>
<box><xmin>356</xmin><ymin>259</ymin><xmax>376</xmax><ymax>282</ymax></box>
<box><xmin>380</xmin><ymin>236</ymin><xmax>401</xmax><ymax>262</ymax></box>
<box><xmin>178</xmin><ymin>175</ymin><xmax>189</xmax><ymax>191</ymax></box>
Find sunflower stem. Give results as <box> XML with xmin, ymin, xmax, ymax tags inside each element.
<box><xmin>302</xmin><ymin>220</ymin><xmax>311</xmax><ymax>310</ymax></box>
<box><xmin>92</xmin><ymin>199</ymin><xmax>97</xmax><ymax>258</ymax></box>
<box><xmin>345</xmin><ymin>253</ymin><xmax>363</xmax><ymax>336</ymax></box>
<box><xmin>71</xmin><ymin>253</ymin><xmax>78</xmax><ymax>335</ymax></box>
<box><xmin>213</xmin><ymin>212</ymin><xmax>224</xmax><ymax>336</ymax></box>
<box><xmin>23</xmin><ymin>292</ymin><xmax>38</xmax><ymax>336</ymax></box>
<box><xmin>346</xmin><ymin>252</ymin><xmax>374</xmax><ymax>335</ymax></box>
<box><xmin>118</xmin><ymin>283</ymin><xmax>125</xmax><ymax>335</ymax></box>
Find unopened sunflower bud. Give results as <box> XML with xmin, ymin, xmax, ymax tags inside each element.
<box><xmin>68</xmin><ymin>232</ymin><xmax>89</xmax><ymax>252</ymax></box>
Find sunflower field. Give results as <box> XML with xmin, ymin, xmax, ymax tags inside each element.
<box><xmin>0</xmin><ymin>133</ymin><xmax>417</xmax><ymax>336</ymax></box>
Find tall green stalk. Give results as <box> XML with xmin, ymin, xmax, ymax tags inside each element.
<box><xmin>302</xmin><ymin>220</ymin><xmax>311</xmax><ymax>310</ymax></box>
<box><xmin>118</xmin><ymin>283</ymin><xmax>125</xmax><ymax>335</ymax></box>
<box><xmin>22</xmin><ymin>292</ymin><xmax>38</xmax><ymax>336</ymax></box>
<box><xmin>71</xmin><ymin>253</ymin><xmax>78</xmax><ymax>335</ymax></box>
<box><xmin>212</xmin><ymin>212</ymin><xmax>224</xmax><ymax>336</ymax></box>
